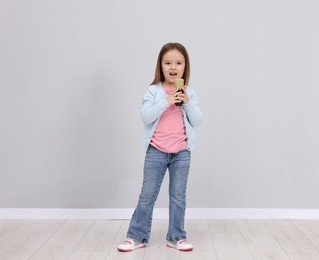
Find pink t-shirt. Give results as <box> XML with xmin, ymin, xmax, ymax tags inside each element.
<box><xmin>150</xmin><ymin>88</ymin><xmax>187</xmax><ymax>153</ymax></box>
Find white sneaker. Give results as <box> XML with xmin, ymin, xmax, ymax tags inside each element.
<box><xmin>117</xmin><ymin>238</ymin><xmax>146</xmax><ymax>252</ymax></box>
<box><xmin>167</xmin><ymin>239</ymin><xmax>193</xmax><ymax>251</ymax></box>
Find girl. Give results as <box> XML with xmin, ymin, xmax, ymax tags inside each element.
<box><xmin>118</xmin><ymin>42</ymin><xmax>202</xmax><ymax>252</ymax></box>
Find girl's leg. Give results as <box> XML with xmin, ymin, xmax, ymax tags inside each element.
<box><xmin>166</xmin><ymin>149</ymin><xmax>191</xmax><ymax>242</ymax></box>
<box><xmin>127</xmin><ymin>146</ymin><xmax>168</xmax><ymax>243</ymax></box>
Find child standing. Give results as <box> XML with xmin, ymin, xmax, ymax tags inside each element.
<box><xmin>118</xmin><ymin>42</ymin><xmax>202</xmax><ymax>252</ymax></box>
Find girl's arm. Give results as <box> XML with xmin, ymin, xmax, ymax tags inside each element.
<box><xmin>141</xmin><ymin>86</ymin><xmax>169</xmax><ymax>125</ymax></box>
<box><xmin>183</xmin><ymin>89</ymin><xmax>202</xmax><ymax>127</ymax></box>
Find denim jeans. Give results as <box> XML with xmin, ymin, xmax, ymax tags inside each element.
<box><xmin>127</xmin><ymin>145</ymin><xmax>191</xmax><ymax>243</ymax></box>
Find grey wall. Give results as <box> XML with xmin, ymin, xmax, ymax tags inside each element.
<box><xmin>1</xmin><ymin>0</ymin><xmax>318</xmax><ymax>209</ymax></box>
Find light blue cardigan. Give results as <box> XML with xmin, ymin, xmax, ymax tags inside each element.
<box><xmin>141</xmin><ymin>83</ymin><xmax>202</xmax><ymax>151</ymax></box>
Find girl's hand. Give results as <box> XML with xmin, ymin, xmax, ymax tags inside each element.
<box><xmin>167</xmin><ymin>90</ymin><xmax>182</xmax><ymax>105</ymax></box>
<box><xmin>166</xmin><ymin>87</ymin><xmax>189</xmax><ymax>105</ymax></box>
<box><xmin>180</xmin><ymin>86</ymin><xmax>189</xmax><ymax>104</ymax></box>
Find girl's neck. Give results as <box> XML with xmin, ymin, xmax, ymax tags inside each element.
<box><xmin>162</xmin><ymin>81</ymin><xmax>174</xmax><ymax>89</ymax></box>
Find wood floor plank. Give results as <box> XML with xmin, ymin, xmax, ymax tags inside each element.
<box><xmin>292</xmin><ymin>220</ymin><xmax>319</xmax><ymax>250</ymax></box>
<box><xmin>209</xmin><ymin>219</ymin><xmax>240</xmax><ymax>234</ymax></box>
<box><xmin>149</xmin><ymin>219</ymin><xmax>167</xmax><ymax>246</ymax></box>
<box><xmin>0</xmin><ymin>220</ymin><xmax>63</xmax><ymax>260</ymax></box>
<box><xmin>143</xmin><ymin>220</ymin><xmax>181</xmax><ymax>260</ymax></box>
<box><xmin>1</xmin><ymin>219</ymin><xmax>319</xmax><ymax>260</ymax></box>
<box><xmin>144</xmin><ymin>220</ymin><xmax>218</xmax><ymax>260</ymax></box>
<box><xmin>236</xmin><ymin>220</ymin><xmax>290</xmax><ymax>260</ymax></box>
<box><xmin>181</xmin><ymin>220</ymin><xmax>218</xmax><ymax>260</ymax></box>
<box><xmin>68</xmin><ymin>251</ymin><xmax>109</xmax><ymax>260</ymax></box>
<box><xmin>265</xmin><ymin>220</ymin><xmax>319</xmax><ymax>259</ymax></box>
<box><xmin>180</xmin><ymin>250</ymin><xmax>218</xmax><ymax>260</ymax></box>
<box><xmin>292</xmin><ymin>220</ymin><xmax>319</xmax><ymax>235</ymax></box>
<box><xmin>29</xmin><ymin>220</ymin><xmax>93</xmax><ymax>260</ymax></box>
<box><xmin>186</xmin><ymin>220</ymin><xmax>216</xmax><ymax>253</ymax></box>
<box><xmin>68</xmin><ymin>220</ymin><xmax>122</xmax><ymax>259</ymax></box>
<box><xmin>288</xmin><ymin>252</ymin><xmax>319</xmax><ymax>260</ymax></box>
<box><xmin>208</xmin><ymin>220</ymin><xmax>254</xmax><ymax>260</ymax></box>
<box><xmin>67</xmin><ymin>251</ymin><xmax>91</xmax><ymax>260</ymax></box>
<box><xmin>0</xmin><ymin>220</ymin><xmax>34</xmax><ymax>253</ymax></box>
<box><xmin>88</xmin><ymin>252</ymin><xmax>109</xmax><ymax>260</ymax></box>
<box><xmin>144</xmin><ymin>244</ymin><xmax>181</xmax><ymax>260</ymax></box>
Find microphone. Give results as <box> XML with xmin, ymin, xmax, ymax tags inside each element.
<box><xmin>174</xmin><ymin>78</ymin><xmax>184</xmax><ymax>106</ymax></box>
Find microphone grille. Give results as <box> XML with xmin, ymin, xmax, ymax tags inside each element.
<box><xmin>174</xmin><ymin>78</ymin><xmax>184</xmax><ymax>90</ymax></box>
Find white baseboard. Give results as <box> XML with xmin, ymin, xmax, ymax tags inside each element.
<box><xmin>1</xmin><ymin>208</ymin><xmax>319</xmax><ymax>220</ymax></box>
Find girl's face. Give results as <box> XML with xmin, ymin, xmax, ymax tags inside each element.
<box><xmin>161</xmin><ymin>49</ymin><xmax>185</xmax><ymax>86</ymax></box>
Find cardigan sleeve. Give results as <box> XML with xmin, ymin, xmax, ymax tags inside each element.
<box><xmin>140</xmin><ymin>85</ymin><xmax>170</xmax><ymax>125</ymax></box>
<box><xmin>182</xmin><ymin>88</ymin><xmax>203</xmax><ymax>127</ymax></box>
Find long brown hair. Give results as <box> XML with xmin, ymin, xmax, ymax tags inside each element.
<box><xmin>151</xmin><ymin>42</ymin><xmax>190</xmax><ymax>86</ymax></box>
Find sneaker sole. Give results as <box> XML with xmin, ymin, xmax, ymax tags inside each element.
<box><xmin>167</xmin><ymin>243</ymin><xmax>193</xmax><ymax>251</ymax></box>
<box><xmin>118</xmin><ymin>244</ymin><xmax>146</xmax><ymax>252</ymax></box>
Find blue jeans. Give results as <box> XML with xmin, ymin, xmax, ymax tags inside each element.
<box><xmin>127</xmin><ymin>145</ymin><xmax>191</xmax><ymax>243</ymax></box>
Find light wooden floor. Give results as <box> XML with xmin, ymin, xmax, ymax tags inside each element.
<box><xmin>1</xmin><ymin>219</ymin><xmax>319</xmax><ymax>260</ymax></box>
